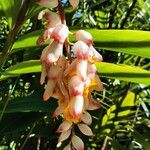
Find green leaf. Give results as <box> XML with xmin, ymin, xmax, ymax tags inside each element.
<box><xmin>118</xmin><ymin>91</ymin><xmax>135</xmax><ymax>117</ymax></box>
<box><xmin>88</xmin><ymin>29</ymin><xmax>150</xmax><ymax>58</ymax></box>
<box><xmin>0</xmin><ymin>94</ymin><xmax>57</xmax><ymax>113</ymax></box>
<box><xmin>12</xmin><ymin>30</ymin><xmax>43</xmax><ymax>51</ymax></box>
<box><xmin>101</xmin><ymin>91</ymin><xmax>135</xmax><ymax>133</ymax></box>
<box><xmin>0</xmin><ymin>60</ymin><xmax>41</xmax><ymax>80</ymax></box>
<box><xmin>137</xmin><ymin>0</ymin><xmax>150</xmax><ymax>16</ymax></box>
<box><xmin>132</xmin><ymin>130</ymin><xmax>150</xmax><ymax>150</ymax></box>
<box><xmin>0</xmin><ymin>94</ymin><xmax>57</xmax><ymax>134</ymax></box>
<box><xmin>12</xmin><ymin>30</ymin><xmax>43</xmax><ymax>52</ymax></box>
<box><xmin>0</xmin><ymin>0</ymin><xmax>22</xmax><ymax>29</ymax></box>
<box><xmin>96</xmin><ymin>62</ymin><xmax>150</xmax><ymax>85</ymax></box>
<box><xmin>12</xmin><ymin>29</ymin><xmax>150</xmax><ymax>58</ymax></box>
<box><xmin>1</xmin><ymin>60</ymin><xmax>150</xmax><ymax>85</ymax></box>
<box><xmin>25</xmin><ymin>2</ymin><xmax>43</xmax><ymax>20</ymax></box>
<box><xmin>0</xmin><ymin>112</ymin><xmax>45</xmax><ymax>135</ymax></box>
<box><xmin>111</xmin><ymin>139</ymin><xmax>125</xmax><ymax>150</ymax></box>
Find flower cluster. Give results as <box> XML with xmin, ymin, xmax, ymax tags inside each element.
<box><xmin>37</xmin><ymin>0</ymin><xmax>103</xmax><ymax>149</ymax></box>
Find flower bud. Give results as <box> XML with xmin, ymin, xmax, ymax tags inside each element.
<box><xmin>89</xmin><ymin>46</ymin><xmax>103</xmax><ymax>62</ymax></box>
<box><xmin>76</xmin><ymin>60</ymin><xmax>88</xmax><ymax>81</ymax></box>
<box><xmin>37</xmin><ymin>0</ymin><xmax>58</xmax><ymax>8</ymax></box>
<box><xmin>73</xmin><ymin>41</ymin><xmax>90</xmax><ymax>60</ymax></box>
<box><xmin>74</xmin><ymin>30</ymin><xmax>93</xmax><ymax>46</ymax></box>
<box><xmin>40</xmin><ymin>63</ymin><xmax>47</xmax><ymax>85</ymax></box>
<box><xmin>51</xmin><ymin>24</ymin><xmax>69</xmax><ymax>44</ymax></box>
<box><xmin>43</xmin><ymin>79</ymin><xmax>56</xmax><ymax>101</ymax></box>
<box><xmin>69</xmin><ymin>76</ymin><xmax>84</xmax><ymax>96</ymax></box>
<box><xmin>64</xmin><ymin>95</ymin><xmax>84</xmax><ymax>123</ymax></box>
<box><xmin>44</xmin><ymin>41</ymin><xmax>63</xmax><ymax>65</ymax></box>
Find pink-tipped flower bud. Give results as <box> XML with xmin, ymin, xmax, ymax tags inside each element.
<box><xmin>37</xmin><ymin>0</ymin><xmax>58</xmax><ymax>8</ymax></box>
<box><xmin>43</xmin><ymin>79</ymin><xmax>56</xmax><ymax>101</ymax></box>
<box><xmin>89</xmin><ymin>45</ymin><xmax>103</xmax><ymax>62</ymax></box>
<box><xmin>51</xmin><ymin>24</ymin><xmax>69</xmax><ymax>44</ymax></box>
<box><xmin>43</xmin><ymin>11</ymin><xmax>61</xmax><ymax>28</ymax></box>
<box><xmin>70</xmin><ymin>95</ymin><xmax>84</xmax><ymax>117</ymax></box>
<box><xmin>44</xmin><ymin>41</ymin><xmax>63</xmax><ymax>65</ymax></box>
<box><xmin>74</xmin><ymin>30</ymin><xmax>93</xmax><ymax>46</ymax></box>
<box><xmin>69</xmin><ymin>76</ymin><xmax>84</xmax><ymax>96</ymax></box>
<box><xmin>76</xmin><ymin>60</ymin><xmax>88</xmax><ymax>81</ymax></box>
<box><xmin>73</xmin><ymin>41</ymin><xmax>90</xmax><ymax>60</ymax></box>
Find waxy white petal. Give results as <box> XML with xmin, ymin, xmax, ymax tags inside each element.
<box><xmin>70</xmin><ymin>95</ymin><xmax>84</xmax><ymax>117</ymax></box>
<box><xmin>77</xmin><ymin>123</ymin><xmax>93</xmax><ymax>136</ymax></box>
<box><xmin>40</xmin><ymin>63</ymin><xmax>47</xmax><ymax>85</ymax></box>
<box><xmin>81</xmin><ymin>111</ymin><xmax>92</xmax><ymax>125</ymax></box>
<box><xmin>43</xmin><ymin>80</ymin><xmax>56</xmax><ymax>101</ymax></box>
<box><xmin>74</xmin><ymin>30</ymin><xmax>93</xmax><ymax>46</ymax></box>
<box><xmin>89</xmin><ymin>46</ymin><xmax>103</xmax><ymax>62</ymax></box>
<box><xmin>71</xmin><ymin>135</ymin><xmax>84</xmax><ymax>150</ymax></box>
<box><xmin>45</xmin><ymin>41</ymin><xmax>63</xmax><ymax>65</ymax></box>
<box><xmin>76</xmin><ymin>60</ymin><xmax>88</xmax><ymax>81</ymax></box>
<box><xmin>58</xmin><ymin>129</ymin><xmax>71</xmax><ymax>143</ymax></box>
<box><xmin>69</xmin><ymin>76</ymin><xmax>84</xmax><ymax>96</ymax></box>
<box><xmin>57</xmin><ymin>121</ymin><xmax>72</xmax><ymax>133</ymax></box>
<box><xmin>51</xmin><ymin>24</ymin><xmax>69</xmax><ymax>44</ymax></box>
<box><xmin>73</xmin><ymin>41</ymin><xmax>89</xmax><ymax>60</ymax></box>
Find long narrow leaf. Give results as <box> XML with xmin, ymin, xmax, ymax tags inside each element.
<box><xmin>12</xmin><ymin>29</ymin><xmax>150</xmax><ymax>58</ymax></box>
<box><xmin>0</xmin><ymin>60</ymin><xmax>150</xmax><ymax>85</ymax></box>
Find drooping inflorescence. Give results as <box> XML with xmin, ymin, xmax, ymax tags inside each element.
<box><xmin>37</xmin><ymin>0</ymin><xmax>103</xmax><ymax>149</ymax></box>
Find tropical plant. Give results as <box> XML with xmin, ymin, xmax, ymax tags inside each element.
<box><xmin>0</xmin><ymin>0</ymin><xmax>150</xmax><ymax>149</ymax></box>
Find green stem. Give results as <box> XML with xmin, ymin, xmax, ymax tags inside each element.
<box><xmin>0</xmin><ymin>76</ymin><xmax>19</xmax><ymax>121</ymax></box>
<box><xmin>120</xmin><ymin>0</ymin><xmax>137</xmax><ymax>29</ymax></box>
<box><xmin>20</xmin><ymin>123</ymin><xmax>36</xmax><ymax>150</ymax></box>
<box><xmin>0</xmin><ymin>0</ymin><xmax>30</xmax><ymax>69</ymax></box>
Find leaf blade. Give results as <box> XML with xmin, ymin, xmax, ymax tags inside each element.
<box><xmin>1</xmin><ymin>60</ymin><xmax>150</xmax><ymax>85</ymax></box>
<box><xmin>12</xmin><ymin>29</ymin><xmax>150</xmax><ymax>58</ymax></box>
